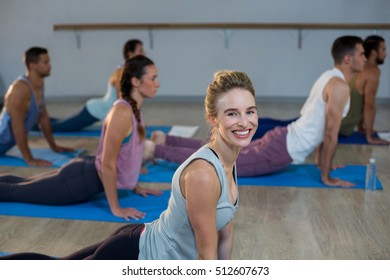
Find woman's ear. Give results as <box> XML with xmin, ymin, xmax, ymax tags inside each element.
<box><xmin>131</xmin><ymin>77</ymin><xmax>140</xmax><ymax>88</ymax></box>
<box><xmin>207</xmin><ymin>115</ymin><xmax>218</xmax><ymax>127</ymax></box>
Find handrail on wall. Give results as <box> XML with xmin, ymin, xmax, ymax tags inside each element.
<box><xmin>53</xmin><ymin>22</ymin><xmax>390</xmax><ymax>30</ymax></box>
<box><xmin>53</xmin><ymin>22</ymin><xmax>390</xmax><ymax>49</ymax></box>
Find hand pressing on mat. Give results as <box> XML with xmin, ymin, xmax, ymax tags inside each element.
<box><xmin>366</xmin><ymin>136</ymin><xmax>390</xmax><ymax>145</ymax></box>
<box><xmin>321</xmin><ymin>175</ymin><xmax>355</xmax><ymax>188</ymax></box>
<box><xmin>134</xmin><ymin>185</ymin><xmax>163</xmax><ymax>197</ymax></box>
<box><xmin>306</xmin><ymin>160</ymin><xmax>355</xmax><ymax>188</ymax></box>
<box><xmin>50</xmin><ymin>144</ymin><xmax>75</xmax><ymax>153</ymax></box>
<box><xmin>111</xmin><ymin>206</ymin><xmax>146</xmax><ymax>221</ymax></box>
<box><xmin>26</xmin><ymin>157</ymin><xmax>53</xmax><ymax>167</ymax></box>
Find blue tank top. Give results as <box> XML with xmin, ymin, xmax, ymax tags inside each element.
<box><xmin>0</xmin><ymin>75</ymin><xmax>41</xmax><ymax>148</ymax></box>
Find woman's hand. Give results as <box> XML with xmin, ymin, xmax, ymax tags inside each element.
<box><xmin>51</xmin><ymin>144</ymin><xmax>75</xmax><ymax>153</ymax></box>
<box><xmin>111</xmin><ymin>207</ymin><xmax>146</xmax><ymax>221</ymax></box>
<box><xmin>134</xmin><ymin>185</ymin><xmax>163</xmax><ymax>197</ymax></box>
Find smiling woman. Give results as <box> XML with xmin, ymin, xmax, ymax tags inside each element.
<box><xmin>209</xmin><ymin>87</ymin><xmax>258</xmax><ymax>148</ymax></box>
<box><xmin>0</xmin><ymin>70</ymin><xmax>258</xmax><ymax>260</ymax></box>
<box><xmin>205</xmin><ymin>73</ymin><xmax>258</xmax><ymax>158</ymax></box>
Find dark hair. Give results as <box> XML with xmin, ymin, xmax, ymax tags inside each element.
<box><xmin>120</xmin><ymin>55</ymin><xmax>154</xmax><ymax>140</ymax></box>
<box><xmin>123</xmin><ymin>39</ymin><xmax>143</xmax><ymax>60</ymax></box>
<box><xmin>24</xmin><ymin>47</ymin><xmax>48</xmax><ymax>68</ymax></box>
<box><xmin>363</xmin><ymin>35</ymin><xmax>385</xmax><ymax>58</ymax></box>
<box><xmin>331</xmin><ymin>36</ymin><xmax>363</xmax><ymax>65</ymax></box>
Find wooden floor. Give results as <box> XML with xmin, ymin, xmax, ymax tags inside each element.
<box><xmin>1</xmin><ymin>99</ymin><xmax>389</xmax><ymax>259</ymax></box>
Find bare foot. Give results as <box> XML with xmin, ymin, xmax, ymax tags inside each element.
<box><xmin>151</xmin><ymin>130</ymin><xmax>167</xmax><ymax>145</ymax></box>
<box><xmin>143</xmin><ymin>140</ymin><xmax>156</xmax><ymax>165</ymax></box>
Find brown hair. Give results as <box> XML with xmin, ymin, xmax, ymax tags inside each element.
<box><xmin>331</xmin><ymin>35</ymin><xmax>363</xmax><ymax>65</ymax></box>
<box><xmin>120</xmin><ymin>55</ymin><xmax>154</xmax><ymax>140</ymax></box>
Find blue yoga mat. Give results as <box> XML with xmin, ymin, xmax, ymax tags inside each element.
<box><xmin>256</xmin><ymin>127</ymin><xmax>381</xmax><ymax>145</ymax></box>
<box><xmin>0</xmin><ymin>148</ymin><xmax>85</xmax><ymax>168</ymax></box>
<box><xmin>238</xmin><ymin>164</ymin><xmax>383</xmax><ymax>189</ymax></box>
<box><xmin>0</xmin><ymin>190</ymin><xmax>170</xmax><ymax>223</ymax></box>
<box><xmin>252</xmin><ymin>117</ymin><xmax>386</xmax><ymax>145</ymax></box>
<box><xmin>2</xmin><ymin>126</ymin><xmax>171</xmax><ymax>167</ymax></box>
<box><xmin>29</xmin><ymin>124</ymin><xmax>102</xmax><ymax>137</ymax></box>
<box><xmin>29</xmin><ymin>125</ymin><xmax>171</xmax><ymax>138</ymax></box>
<box><xmin>338</xmin><ymin>132</ymin><xmax>383</xmax><ymax>145</ymax></box>
<box><xmin>140</xmin><ymin>160</ymin><xmax>383</xmax><ymax>190</ymax></box>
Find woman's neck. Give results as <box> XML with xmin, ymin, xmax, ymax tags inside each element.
<box><xmin>130</xmin><ymin>90</ymin><xmax>144</xmax><ymax>109</ymax></box>
<box><xmin>208</xmin><ymin>136</ymin><xmax>240</xmax><ymax>169</ymax></box>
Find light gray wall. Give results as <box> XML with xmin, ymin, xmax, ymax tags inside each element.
<box><xmin>1</xmin><ymin>0</ymin><xmax>389</xmax><ymax>101</ymax></box>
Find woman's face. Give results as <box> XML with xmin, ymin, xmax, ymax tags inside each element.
<box><xmin>138</xmin><ymin>65</ymin><xmax>160</xmax><ymax>98</ymax></box>
<box><xmin>211</xmin><ymin>88</ymin><xmax>258</xmax><ymax>149</ymax></box>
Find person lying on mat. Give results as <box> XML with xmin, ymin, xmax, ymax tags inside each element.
<box><xmin>1</xmin><ymin>70</ymin><xmax>259</xmax><ymax>260</ymax></box>
<box><xmin>144</xmin><ymin>36</ymin><xmax>366</xmax><ymax>188</ymax></box>
<box><xmin>0</xmin><ymin>55</ymin><xmax>162</xmax><ymax>221</ymax></box>
<box><xmin>31</xmin><ymin>39</ymin><xmax>145</xmax><ymax>132</ymax></box>
<box><xmin>0</xmin><ymin>47</ymin><xmax>74</xmax><ymax>167</ymax></box>
<box><xmin>339</xmin><ymin>35</ymin><xmax>389</xmax><ymax>145</ymax></box>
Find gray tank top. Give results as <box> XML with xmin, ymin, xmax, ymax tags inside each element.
<box><xmin>138</xmin><ymin>145</ymin><xmax>239</xmax><ymax>260</ymax></box>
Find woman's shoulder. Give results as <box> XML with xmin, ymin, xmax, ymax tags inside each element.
<box><xmin>179</xmin><ymin>153</ymin><xmax>221</xmax><ymax>204</ymax></box>
<box><xmin>111</xmin><ymin>100</ymin><xmax>133</xmax><ymax>116</ymax></box>
<box><xmin>181</xmin><ymin>147</ymin><xmax>220</xmax><ymax>180</ymax></box>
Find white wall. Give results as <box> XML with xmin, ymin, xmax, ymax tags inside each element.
<box><xmin>1</xmin><ymin>0</ymin><xmax>389</xmax><ymax>101</ymax></box>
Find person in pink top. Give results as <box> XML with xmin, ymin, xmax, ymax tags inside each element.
<box><xmin>0</xmin><ymin>55</ymin><xmax>162</xmax><ymax>220</ymax></box>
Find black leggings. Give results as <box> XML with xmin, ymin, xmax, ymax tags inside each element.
<box><xmin>0</xmin><ymin>156</ymin><xmax>104</xmax><ymax>205</ymax></box>
<box><xmin>0</xmin><ymin>224</ymin><xmax>144</xmax><ymax>260</ymax></box>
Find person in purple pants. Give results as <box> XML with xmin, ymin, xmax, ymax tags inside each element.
<box><xmin>145</xmin><ymin>36</ymin><xmax>366</xmax><ymax>188</ymax></box>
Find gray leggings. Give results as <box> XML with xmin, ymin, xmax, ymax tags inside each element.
<box><xmin>0</xmin><ymin>156</ymin><xmax>104</xmax><ymax>205</ymax></box>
